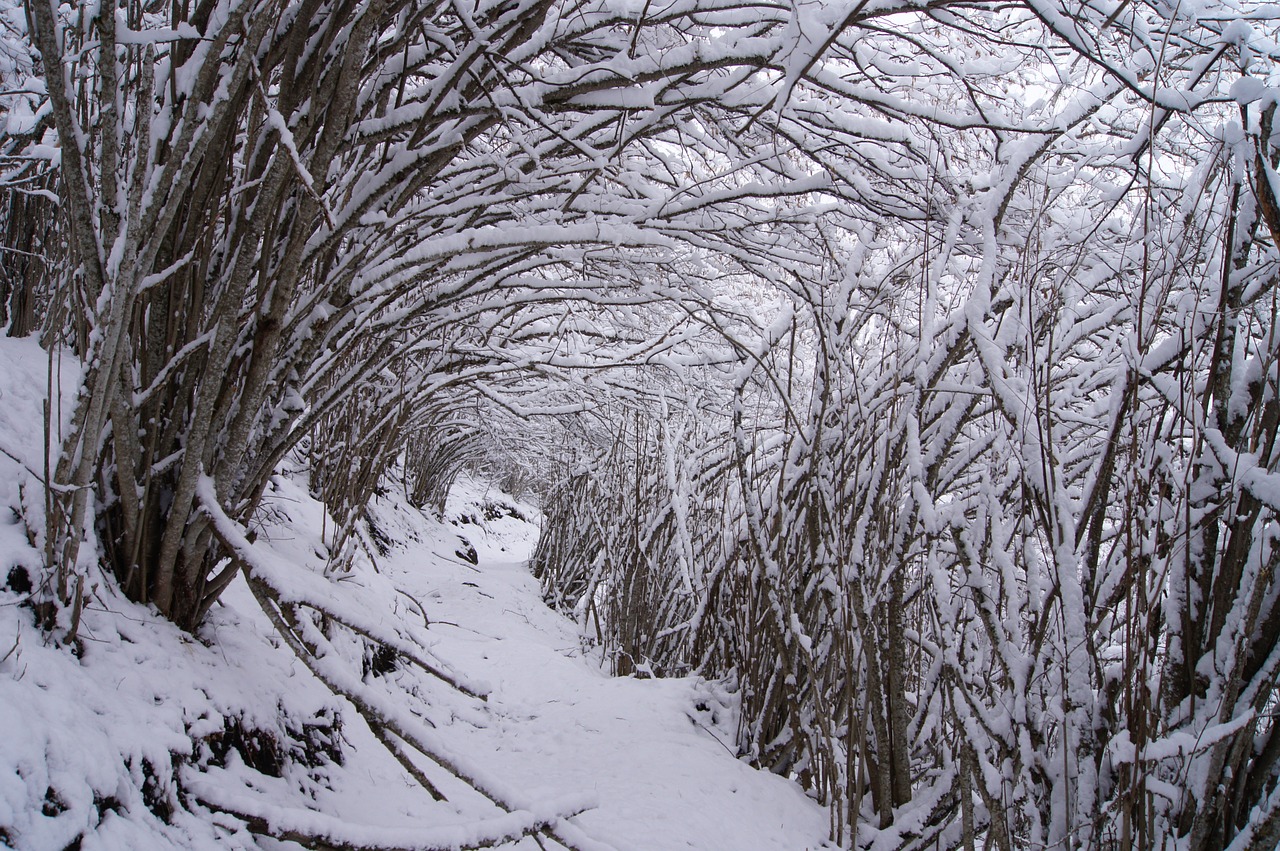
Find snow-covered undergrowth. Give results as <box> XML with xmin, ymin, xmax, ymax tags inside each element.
<box><xmin>0</xmin><ymin>337</ymin><xmax>831</xmax><ymax>850</ymax></box>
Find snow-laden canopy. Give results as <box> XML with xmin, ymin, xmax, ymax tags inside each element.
<box><xmin>3</xmin><ymin>0</ymin><xmax>1280</xmax><ymax>847</ymax></box>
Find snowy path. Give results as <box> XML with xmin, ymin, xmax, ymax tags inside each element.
<box><xmin>372</xmin><ymin>491</ymin><xmax>833</xmax><ymax>851</ymax></box>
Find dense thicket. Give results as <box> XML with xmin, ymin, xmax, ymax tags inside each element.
<box><xmin>6</xmin><ymin>0</ymin><xmax>1280</xmax><ymax>846</ymax></box>
<box><xmin>530</xmin><ymin>8</ymin><xmax>1280</xmax><ymax>851</ymax></box>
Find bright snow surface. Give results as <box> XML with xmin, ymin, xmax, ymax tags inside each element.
<box><xmin>0</xmin><ymin>337</ymin><xmax>830</xmax><ymax>850</ymax></box>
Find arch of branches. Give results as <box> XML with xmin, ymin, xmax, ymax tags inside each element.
<box><xmin>4</xmin><ymin>0</ymin><xmax>1280</xmax><ymax>846</ymax></box>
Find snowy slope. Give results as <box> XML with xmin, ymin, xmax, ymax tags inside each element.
<box><xmin>0</xmin><ymin>337</ymin><xmax>831</xmax><ymax>851</ymax></box>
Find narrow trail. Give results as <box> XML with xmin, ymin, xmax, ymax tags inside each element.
<box><xmin>372</xmin><ymin>482</ymin><xmax>832</xmax><ymax>851</ymax></box>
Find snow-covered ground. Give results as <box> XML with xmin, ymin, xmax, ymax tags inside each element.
<box><xmin>0</xmin><ymin>337</ymin><xmax>832</xmax><ymax>850</ymax></box>
<box><xmin>407</xmin><ymin>477</ymin><xmax>833</xmax><ymax>849</ymax></box>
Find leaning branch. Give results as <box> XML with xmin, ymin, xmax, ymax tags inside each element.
<box><xmin>195</xmin><ymin>475</ymin><xmax>612</xmax><ymax>851</ymax></box>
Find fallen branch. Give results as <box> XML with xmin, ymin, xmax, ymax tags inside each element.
<box><xmin>187</xmin><ymin>770</ymin><xmax>589</xmax><ymax>851</ymax></box>
<box><xmin>300</xmin><ymin>601</ymin><xmax>486</xmax><ymax>701</ymax></box>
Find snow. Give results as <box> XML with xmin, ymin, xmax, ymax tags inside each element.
<box><xmin>0</xmin><ymin>337</ymin><xmax>831</xmax><ymax>850</ymax></box>
<box><xmin>423</xmin><ymin>478</ymin><xmax>832</xmax><ymax>850</ymax></box>
<box><xmin>1230</xmin><ymin>76</ymin><xmax>1268</xmax><ymax>105</ymax></box>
